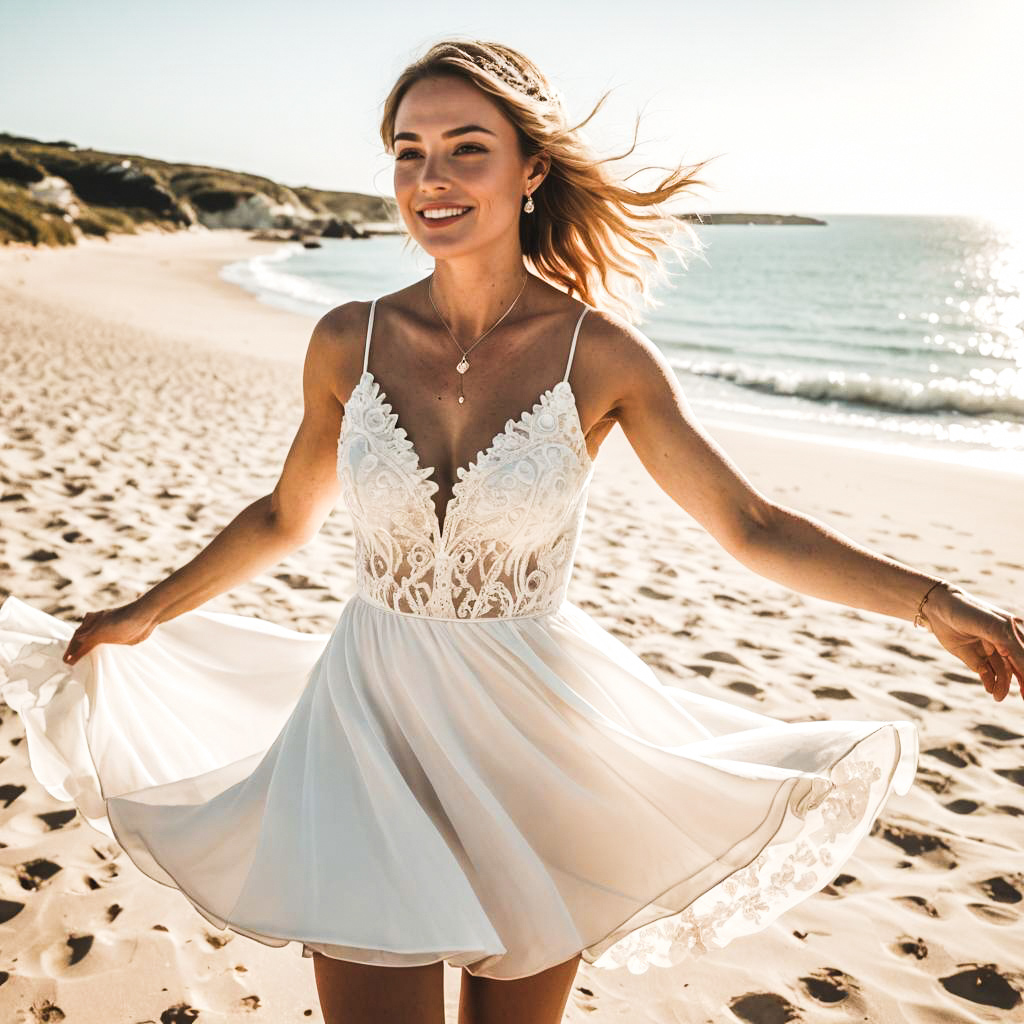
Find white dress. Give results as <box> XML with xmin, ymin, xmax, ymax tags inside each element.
<box><xmin>0</xmin><ymin>298</ymin><xmax>918</xmax><ymax>980</ymax></box>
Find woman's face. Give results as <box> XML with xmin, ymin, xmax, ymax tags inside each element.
<box><xmin>392</xmin><ymin>74</ymin><xmax>543</xmax><ymax>259</ymax></box>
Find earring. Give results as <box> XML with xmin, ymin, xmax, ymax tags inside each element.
<box><xmin>523</xmin><ymin>193</ymin><xmax>535</xmax><ymax>214</ymax></box>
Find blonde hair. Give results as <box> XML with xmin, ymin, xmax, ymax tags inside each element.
<box><xmin>379</xmin><ymin>38</ymin><xmax>718</xmax><ymax>322</ymax></box>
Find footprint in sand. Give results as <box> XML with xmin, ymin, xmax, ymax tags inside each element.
<box><xmin>943</xmin><ymin>670</ymin><xmax>978</xmax><ymax>685</ymax></box>
<box><xmin>883</xmin><ymin>643</ymin><xmax>937</xmax><ymax>662</ymax></box>
<box><xmin>37</xmin><ymin>809</ymin><xmax>77</xmax><ymax>831</ymax></box>
<box><xmin>889</xmin><ymin>690</ymin><xmax>949</xmax><ymax>711</ymax></box>
<box><xmin>702</xmin><ymin>650</ymin><xmax>745</xmax><ymax>666</ymax></box>
<box><xmin>995</xmin><ymin>767</ymin><xmax>1024</xmax><ymax>788</ymax></box>
<box><xmin>923</xmin><ymin>742</ymin><xmax>979</xmax><ymax>768</ymax></box>
<box><xmin>943</xmin><ymin>798</ymin><xmax>980</xmax><ymax>814</ymax></box>
<box><xmin>940</xmin><ymin>966</ymin><xmax>1022</xmax><ymax>1010</ymax></box>
<box><xmin>16</xmin><ymin>857</ymin><xmax>62</xmax><ymax>890</ymax></box>
<box><xmin>571</xmin><ymin>984</ymin><xmax>598</xmax><ymax>1014</ymax></box>
<box><xmin>812</xmin><ymin>686</ymin><xmax>855</xmax><ymax>700</ymax></box>
<box><xmin>726</xmin><ymin>680</ymin><xmax>763</xmax><ymax>698</ymax></box>
<box><xmin>891</xmin><ymin>935</ymin><xmax>929</xmax><ymax>959</ymax></box>
<box><xmin>979</xmin><ymin>876</ymin><xmax>1022</xmax><ymax>904</ymax></box>
<box><xmin>893</xmin><ymin>894</ymin><xmax>941</xmax><ymax>917</ymax></box>
<box><xmin>916</xmin><ymin>766</ymin><xmax>953</xmax><ymax>795</ymax></box>
<box><xmin>729</xmin><ymin>992</ymin><xmax>801</xmax><ymax>1024</ymax></box>
<box><xmin>161</xmin><ymin>1005</ymin><xmax>200</xmax><ymax>1023</ymax></box>
<box><xmin>966</xmin><ymin>903</ymin><xmax>1019</xmax><ymax>924</ymax></box>
<box><xmin>0</xmin><ymin>783</ymin><xmax>27</xmax><ymax>808</ymax></box>
<box><xmin>0</xmin><ymin>898</ymin><xmax>25</xmax><ymax>924</ymax></box>
<box><xmin>881</xmin><ymin>826</ymin><xmax>956</xmax><ymax>867</ymax></box>
<box><xmin>973</xmin><ymin>723</ymin><xmax>1023</xmax><ymax>742</ymax></box>
<box><xmin>799</xmin><ymin>966</ymin><xmax>855</xmax><ymax>1006</ymax></box>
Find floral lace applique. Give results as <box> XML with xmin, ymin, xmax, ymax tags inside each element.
<box><xmin>337</xmin><ymin>372</ymin><xmax>594</xmax><ymax>619</ymax></box>
<box><xmin>588</xmin><ymin>754</ymin><xmax>888</xmax><ymax>973</ymax></box>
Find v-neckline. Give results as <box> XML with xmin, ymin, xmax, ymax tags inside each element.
<box><xmin>352</xmin><ymin>368</ymin><xmax>593</xmax><ymax>543</ymax></box>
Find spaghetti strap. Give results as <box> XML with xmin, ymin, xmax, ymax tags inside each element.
<box><xmin>563</xmin><ymin>305</ymin><xmax>589</xmax><ymax>383</ymax></box>
<box><xmin>363</xmin><ymin>298</ymin><xmax>377</xmax><ymax>374</ymax></box>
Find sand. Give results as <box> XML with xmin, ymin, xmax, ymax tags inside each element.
<box><xmin>0</xmin><ymin>227</ymin><xmax>1021</xmax><ymax>1022</ymax></box>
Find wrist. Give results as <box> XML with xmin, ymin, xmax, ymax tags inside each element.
<box><xmin>914</xmin><ymin>578</ymin><xmax>960</xmax><ymax>630</ymax></box>
<box><xmin>132</xmin><ymin>589</ymin><xmax>166</xmax><ymax>628</ymax></box>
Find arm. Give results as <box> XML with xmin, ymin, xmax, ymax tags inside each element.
<box><xmin>597</xmin><ymin>313</ymin><xmax>1024</xmax><ymax>701</ymax></box>
<box><xmin>131</xmin><ymin>305</ymin><xmax>357</xmax><ymax>628</ymax></box>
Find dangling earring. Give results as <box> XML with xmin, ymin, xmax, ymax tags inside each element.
<box><xmin>523</xmin><ymin>193</ymin><xmax>535</xmax><ymax>214</ymax></box>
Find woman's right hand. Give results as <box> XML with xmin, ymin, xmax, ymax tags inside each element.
<box><xmin>62</xmin><ymin>601</ymin><xmax>158</xmax><ymax>667</ymax></box>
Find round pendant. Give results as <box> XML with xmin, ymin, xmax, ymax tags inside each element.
<box><xmin>456</xmin><ymin>358</ymin><xmax>469</xmax><ymax>374</ymax></box>
<box><xmin>458</xmin><ymin>395</ymin><xmax>465</xmax><ymax>404</ymax></box>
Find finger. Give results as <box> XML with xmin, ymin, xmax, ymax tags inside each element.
<box><xmin>986</xmin><ymin>647</ymin><xmax>1010</xmax><ymax>701</ymax></box>
<box><xmin>957</xmin><ymin>644</ymin><xmax>1002</xmax><ymax>701</ymax></box>
<box><xmin>992</xmin><ymin>656</ymin><xmax>1011</xmax><ymax>701</ymax></box>
<box><xmin>957</xmin><ymin>649</ymin><xmax>991</xmax><ymax>692</ymax></box>
<box><xmin>994</xmin><ymin>616</ymin><xmax>1024</xmax><ymax>698</ymax></box>
<box><xmin>67</xmin><ymin>636</ymin><xmax>97</xmax><ymax>666</ymax></box>
<box><xmin>63</xmin><ymin>622</ymin><xmax>92</xmax><ymax>664</ymax></box>
<box><xmin>978</xmin><ymin>638</ymin><xmax>1005</xmax><ymax>698</ymax></box>
<box><xmin>1008</xmin><ymin>616</ymin><xmax>1024</xmax><ymax>696</ymax></box>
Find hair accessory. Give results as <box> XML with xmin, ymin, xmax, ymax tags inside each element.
<box><xmin>523</xmin><ymin>194</ymin><xmax>535</xmax><ymax>214</ymax></box>
<box><xmin>477</xmin><ymin>56</ymin><xmax>551</xmax><ymax>103</ymax></box>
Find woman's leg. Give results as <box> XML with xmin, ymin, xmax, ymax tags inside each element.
<box><xmin>311</xmin><ymin>952</ymin><xmax>445</xmax><ymax>1024</ymax></box>
<box><xmin>458</xmin><ymin>953</ymin><xmax>582</xmax><ymax>1024</ymax></box>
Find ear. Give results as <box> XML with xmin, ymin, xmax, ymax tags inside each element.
<box><xmin>525</xmin><ymin>152</ymin><xmax>550</xmax><ymax>191</ymax></box>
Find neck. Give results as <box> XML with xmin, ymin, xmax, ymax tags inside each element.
<box><xmin>428</xmin><ymin>240</ymin><xmax>529</xmax><ymax>340</ymax></box>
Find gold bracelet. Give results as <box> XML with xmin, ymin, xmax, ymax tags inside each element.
<box><xmin>914</xmin><ymin>579</ymin><xmax>945</xmax><ymax>631</ymax></box>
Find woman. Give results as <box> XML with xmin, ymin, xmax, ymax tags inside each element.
<box><xmin>2</xmin><ymin>38</ymin><xmax>1022</xmax><ymax>1024</ymax></box>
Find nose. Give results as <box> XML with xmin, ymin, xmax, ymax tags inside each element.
<box><xmin>418</xmin><ymin>151</ymin><xmax>452</xmax><ymax>192</ymax></box>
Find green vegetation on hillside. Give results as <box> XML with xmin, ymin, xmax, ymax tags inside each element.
<box><xmin>0</xmin><ymin>132</ymin><xmax>399</xmax><ymax>246</ymax></box>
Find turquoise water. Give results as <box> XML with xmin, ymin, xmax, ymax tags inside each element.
<box><xmin>220</xmin><ymin>214</ymin><xmax>1024</xmax><ymax>475</ymax></box>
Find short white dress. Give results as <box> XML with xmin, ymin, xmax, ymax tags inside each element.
<box><xmin>0</xmin><ymin>298</ymin><xmax>918</xmax><ymax>980</ymax></box>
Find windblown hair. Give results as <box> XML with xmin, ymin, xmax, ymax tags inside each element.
<box><xmin>379</xmin><ymin>39</ymin><xmax>717</xmax><ymax>322</ymax></box>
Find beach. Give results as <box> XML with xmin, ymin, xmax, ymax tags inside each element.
<box><xmin>1</xmin><ymin>227</ymin><xmax>1021</xmax><ymax>1022</ymax></box>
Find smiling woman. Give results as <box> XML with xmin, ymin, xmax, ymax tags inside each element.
<box><xmin>3</xmin><ymin>33</ymin><xmax>1021</xmax><ymax>1024</ymax></box>
<box><xmin>380</xmin><ymin>40</ymin><xmax>715</xmax><ymax>321</ymax></box>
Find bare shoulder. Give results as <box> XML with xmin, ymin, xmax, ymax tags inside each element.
<box><xmin>306</xmin><ymin>300</ymin><xmax>375</xmax><ymax>405</ymax></box>
<box><xmin>574</xmin><ymin>306</ymin><xmax>672</xmax><ymax>423</ymax></box>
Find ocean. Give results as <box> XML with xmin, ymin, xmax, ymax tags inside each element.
<box><xmin>220</xmin><ymin>214</ymin><xmax>1024</xmax><ymax>477</ymax></box>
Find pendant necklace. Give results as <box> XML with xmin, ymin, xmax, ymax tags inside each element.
<box><xmin>427</xmin><ymin>272</ymin><xmax>529</xmax><ymax>404</ymax></box>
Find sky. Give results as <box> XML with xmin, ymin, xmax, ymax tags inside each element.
<box><xmin>1</xmin><ymin>0</ymin><xmax>1021</xmax><ymax>218</ymax></box>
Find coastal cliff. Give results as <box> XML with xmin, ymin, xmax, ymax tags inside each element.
<box><xmin>0</xmin><ymin>133</ymin><xmax>399</xmax><ymax>246</ymax></box>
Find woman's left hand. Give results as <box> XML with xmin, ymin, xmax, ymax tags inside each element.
<box><xmin>923</xmin><ymin>585</ymin><xmax>1024</xmax><ymax>703</ymax></box>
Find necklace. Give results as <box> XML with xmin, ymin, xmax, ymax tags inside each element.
<box><xmin>427</xmin><ymin>272</ymin><xmax>530</xmax><ymax>404</ymax></box>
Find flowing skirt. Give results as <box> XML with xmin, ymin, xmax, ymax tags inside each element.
<box><xmin>0</xmin><ymin>592</ymin><xmax>917</xmax><ymax>980</ymax></box>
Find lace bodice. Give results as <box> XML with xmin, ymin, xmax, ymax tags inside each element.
<box><xmin>337</xmin><ymin>298</ymin><xmax>594</xmax><ymax>619</ymax></box>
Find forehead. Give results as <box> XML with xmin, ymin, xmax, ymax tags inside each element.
<box><xmin>394</xmin><ymin>75</ymin><xmax>509</xmax><ymax>135</ymax></box>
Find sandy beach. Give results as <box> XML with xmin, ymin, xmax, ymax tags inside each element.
<box><xmin>1</xmin><ymin>227</ymin><xmax>1021</xmax><ymax>1022</ymax></box>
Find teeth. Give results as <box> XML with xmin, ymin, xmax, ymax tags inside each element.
<box><xmin>422</xmin><ymin>207</ymin><xmax>469</xmax><ymax>219</ymax></box>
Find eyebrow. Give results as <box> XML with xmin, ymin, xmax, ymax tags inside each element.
<box><xmin>393</xmin><ymin>124</ymin><xmax>497</xmax><ymax>144</ymax></box>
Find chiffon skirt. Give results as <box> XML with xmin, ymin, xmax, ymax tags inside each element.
<box><xmin>0</xmin><ymin>591</ymin><xmax>918</xmax><ymax>980</ymax></box>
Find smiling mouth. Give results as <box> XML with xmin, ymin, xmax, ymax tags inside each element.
<box><xmin>418</xmin><ymin>207</ymin><xmax>473</xmax><ymax>225</ymax></box>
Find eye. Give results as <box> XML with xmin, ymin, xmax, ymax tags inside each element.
<box><xmin>395</xmin><ymin>143</ymin><xmax>486</xmax><ymax>162</ymax></box>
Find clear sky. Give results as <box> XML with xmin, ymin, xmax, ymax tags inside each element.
<box><xmin>2</xmin><ymin>0</ymin><xmax>1021</xmax><ymax>217</ymax></box>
